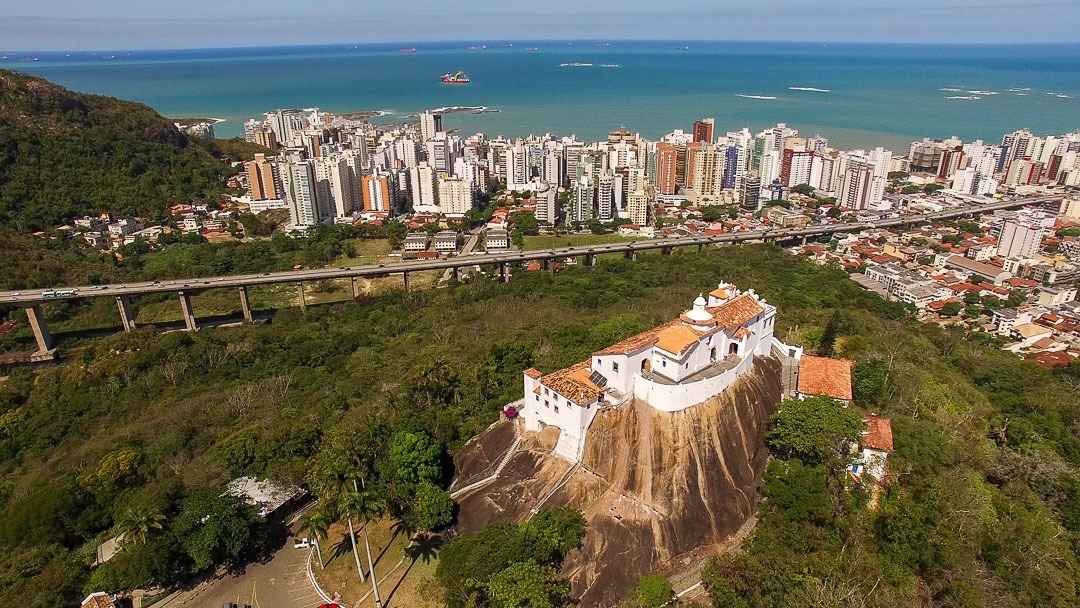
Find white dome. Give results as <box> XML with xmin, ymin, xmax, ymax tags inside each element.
<box><xmin>686</xmin><ymin>294</ymin><xmax>713</xmax><ymax>323</ymax></box>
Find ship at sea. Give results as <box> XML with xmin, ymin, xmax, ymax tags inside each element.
<box><xmin>442</xmin><ymin>71</ymin><xmax>471</xmax><ymax>84</ymax></box>
<box><xmin>399</xmin><ymin>48</ymin><xmax>416</xmax><ymax>53</ymax></box>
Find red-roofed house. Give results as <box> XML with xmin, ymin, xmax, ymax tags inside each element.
<box><xmin>796</xmin><ymin>356</ymin><xmax>854</xmax><ymax>402</ymax></box>
<box><xmin>851</xmin><ymin>414</ymin><xmax>893</xmax><ymax>482</ymax></box>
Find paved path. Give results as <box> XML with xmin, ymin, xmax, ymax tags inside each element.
<box><xmin>159</xmin><ymin>525</ymin><xmax>322</xmax><ymax>608</ymax></box>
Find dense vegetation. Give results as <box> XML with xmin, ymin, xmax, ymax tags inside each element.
<box><xmin>701</xmin><ymin>298</ymin><xmax>1080</xmax><ymax>606</ymax></box>
<box><xmin>1</xmin><ymin>242</ymin><xmax>1078</xmax><ymax>606</ymax></box>
<box><xmin>0</xmin><ymin>69</ymin><xmax>234</xmax><ymax>229</ymax></box>
<box><xmin>436</xmin><ymin>507</ymin><xmax>586</xmax><ymax>607</ymax></box>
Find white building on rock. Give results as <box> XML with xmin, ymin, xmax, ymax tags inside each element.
<box><xmin>521</xmin><ymin>282</ymin><xmax>779</xmax><ymax>461</ymax></box>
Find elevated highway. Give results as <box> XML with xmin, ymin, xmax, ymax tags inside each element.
<box><xmin>1</xmin><ymin>194</ymin><xmax>1061</xmax><ymax>359</ymax></box>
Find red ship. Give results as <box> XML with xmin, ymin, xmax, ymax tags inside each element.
<box><xmin>441</xmin><ymin>71</ymin><xmax>470</xmax><ymax>84</ymax></box>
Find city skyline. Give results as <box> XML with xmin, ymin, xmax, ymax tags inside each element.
<box><xmin>3</xmin><ymin>0</ymin><xmax>1080</xmax><ymax>50</ymax></box>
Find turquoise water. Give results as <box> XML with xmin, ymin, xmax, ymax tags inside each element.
<box><xmin>4</xmin><ymin>41</ymin><xmax>1078</xmax><ymax>151</ymax></box>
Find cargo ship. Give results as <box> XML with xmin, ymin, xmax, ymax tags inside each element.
<box><xmin>399</xmin><ymin>48</ymin><xmax>416</xmax><ymax>53</ymax></box>
<box><xmin>441</xmin><ymin>71</ymin><xmax>471</xmax><ymax>84</ymax></box>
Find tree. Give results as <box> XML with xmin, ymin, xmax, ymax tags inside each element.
<box><xmin>510</xmin><ymin>211</ymin><xmax>540</xmax><ymax>236</ymax></box>
<box><xmin>522</xmin><ymin>507</ymin><xmax>587</xmax><ymax>564</ymax></box>
<box><xmin>700</xmin><ymin>206</ymin><xmax>727</xmax><ymax>222</ymax></box>
<box><xmin>818</xmin><ymin>310</ymin><xmax>841</xmax><ymax>357</ymax></box>
<box><xmin>345</xmin><ymin>485</ymin><xmax>384</xmax><ymax>606</ymax></box>
<box><xmin>389</xmin><ymin>431</ymin><xmax>443</xmax><ymax>484</ymax></box>
<box><xmin>299</xmin><ymin>510</ymin><xmax>330</xmax><ymax>569</ymax></box>
<box><xmin>170</xmin><ymin>489</ymin><xmax>261</xmax><ymax>573</ymax></box>
<box><xmin>791</xmin><ymin>184</ymin><xmax>816</xmax><ymax>196</ymax></box>
<box><xmin>411</xmin><ymin>482</ymin><xmax>455</xmax><ymax>531</ymax></box>
<box><xmin>486</xmin><ymin>560</ymin><xmax>569</xmax><ymax>608</ymax></box>
<box><xmin>511</xmin><ymin>228</ymin><xmax>525</xmax><ymax>251</ymax></box>
<box><xmin>116</xmin><ymin>507</ymin><xmax>164</xmax><ymax>546</ymax></box>
<box><xmin>634</xmin><ymin>573</ymin><xmax>674</xmax><ymax>607</ymax></box>
<box><xmin>941</xmin><ymin>302</ymin><xmax>963</xmax><ymax>317</ymax></box>
<box><xmin>767</xmin><ymin>396</ymin><xmax>865</xmax><ymax>466</ymax></box>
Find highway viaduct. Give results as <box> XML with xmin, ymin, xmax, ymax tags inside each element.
<box><xmin>0</xmin><ymin>195</ymin><xmax>1061</xmax><ymax>360</ymax></box>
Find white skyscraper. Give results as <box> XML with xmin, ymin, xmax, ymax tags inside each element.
<box><xmin>419</xmin><ymin>111</ymin><xmax>443</xmax><ymax>142</ymax></box>
<box><xmin>437</xmin><ymin>176</ymin><xmax>474</xmax><ymax>216</ymax></box>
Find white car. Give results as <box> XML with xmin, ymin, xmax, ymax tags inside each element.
<box><xmin>293</xmin><ymin>538</ymin><xmax>310</xmax><ymax>549</ymax></box>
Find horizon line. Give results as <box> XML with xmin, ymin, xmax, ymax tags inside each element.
<box><xmin>5</xmin><ymin>37</ymin><xmax>1080</xmax><ymax>54</ymax></box>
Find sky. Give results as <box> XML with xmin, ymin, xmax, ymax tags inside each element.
<box><xmin>3</xmin><ymin>0</ymin><xmax>1080</xmax><ymax>50</ymax></box>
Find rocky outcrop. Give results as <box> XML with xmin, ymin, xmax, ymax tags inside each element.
<box><xmin>451</xmin><ymin>358</ymin><xmax>782</xmax><ymax>606</ymax></box>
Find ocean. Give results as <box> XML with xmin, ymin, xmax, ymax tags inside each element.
<box><xmin>3</xmin><ymin>41</ymin><xmax>1078</xmax><ymax>151</ymax></box>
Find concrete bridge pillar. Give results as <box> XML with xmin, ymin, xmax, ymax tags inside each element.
<box><xmin>237</xmin><ymin>287</ymin><xmax>253</xmax><ymax>323</ymax></box>
<box><xmin>351</xmin><ymin>277</ymin><xmax>360</xmax><ymax>299</ymax></box>
<box><xmin>25</xmin><ymin>305</ymin><xmax>55</xmax><ymax>355</ymax></box>
<box><xmin>115</xmin><ymin>296</ymin><xmax>137</xmax><ymax>332</ymax></box>
<box><xmin>624</xmin><ymin>250</ymin><xmax>638</xmax><ymax>261</ymax></box>
<box><xmin>297</xmin><ymin>282</ymin><xmax>307</xmax><ymax>311</ymax></box>
<box><xmin>585</xmin><ymin>254</ymin><xmax>597</xmax><ymax>267</ymax></box>
<box><xmin>660</xmin><ymin>246</ymin><xmax>672</xmax><ymax>256</ymax></box>
<box><xmin>178</xmin><ymin>291</ymin><xmax>197</xmax><ymax>331</ymax></box>
<box><xmin>697</xmin><ymin>243</ymin><xmax>704</xmax><ymax>252</ymax></box>
<box><xmin>500</xmin><ymin>263</ymin><xmax>510</xmax><ymax>283</ymax></box>
<box><xmin>402</xmin><ymin>272</ymin><xmax>411</xmax><ymax>293</ymax></box>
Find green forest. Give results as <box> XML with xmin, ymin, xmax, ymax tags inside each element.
<box><xmin>1</xmin><ymin>244</ymin><xmax>1078</xmax><ymax>606</ymax></box>
<box><xmin>0</xmin><ymin>69</ymin><xmax>235</xmax><ymax>229</ymax></box>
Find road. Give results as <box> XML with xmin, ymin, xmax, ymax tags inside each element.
<box><xmin>162</xmin><ymin>525</ymin><xmax>323</xmax><ymax>608</ymax></box>
<box><xmin>0</xmin><ymin>195</ymin><xmax>1060</xmax><ymax>307</ymax></box>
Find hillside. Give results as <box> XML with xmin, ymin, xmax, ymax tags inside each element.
<box><xmin>1</xmin><ymin>246</ymin><xmax>1078</xmax><ymax>607</ymax></box>
<box><xmin>0</xmin><ymin>69</ymin><xmax>233</xmax><ymax>228</ymax></box>
<box><xmin>451</xmin><ymin>359</ymin><xmax>782</xmax><ymax>605</ymax></box>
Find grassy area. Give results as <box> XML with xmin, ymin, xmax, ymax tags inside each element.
<box><xmin>313</xmin><ymin>518</ymin><xmax>442</xmax><ymax>608</ymax></box>
<box><xmin>522</xmin><ymin>234</ymin><xmax>633</xmax><ymax>251</ymax></box>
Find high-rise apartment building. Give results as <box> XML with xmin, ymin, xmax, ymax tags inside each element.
<box><xmin>245</xmin><ymin>153</ymin><xmax>280</xmax><ymax>201</ymax></box>
<box><xmin>692</xmin><ymin>118</ymin><xmax>715</xmax><ymax>144</ymax></box>
<box><xmin>996</xmin><ymin>220</ymin><xmax>1046</xmax><ymax>259</ymax></box>
<box><xmin>419</xmin><ymin>111</ymin><xmax>443</xmax><ymax>142</ymax></box>
<box><xmin>655</xmin><ymin>143</ymin><xmax>679</xmax><ymax>195</ymax></box>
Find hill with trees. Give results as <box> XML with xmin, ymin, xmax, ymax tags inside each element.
<box><xmin>0</xmin><ymin>69</ymin><xmax>234</xmax><ymax>229</ymax></box>
<box><xmin>0</xmin><ymin>245</ymin><xmax>1078</xmax><ymax>606</ymax></box>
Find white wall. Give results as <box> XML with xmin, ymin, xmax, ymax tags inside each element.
<box><xmin>634</xmin><ymin>355</ymin><xmax>755</xmax><ymax>412</ymax></box>
<box><xmin>521</xmin><ymin>371</ymin><xmax>599</xmax><ymax>463</ymax></box>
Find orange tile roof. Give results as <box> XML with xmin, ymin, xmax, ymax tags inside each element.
<box><xmin>593</xmin><ymin>319</ymin><xmax>681</xmax><ymax>356</ymax></box>
<box><xmin>862</xmin><ymin>416</ymin><xmax>893</xmax><ymax>451</ymax></box>
<box><xmin>542</xmin><ymin>361</ymin><xmax>605</xmax><ymax>405</ymax></box>
<box><xmin>654</xmin><ymin>324</ymin><xmax>702</xmax><ymax>357</ymax></box>
<box><xmin>82</xmin><ymin>593</ymin><xmax>115</xmax><ymax>608</ymax></box>
<box><xmin>797</xmin><ymin>355</ymin><xmax>854</xmax><ymax>401</ymax></box>
<box><xmin>524</xmin><ymin>368</ymin><xmax>542</xmax><ymax>379</ymax></box>
<box><xmin>709</xmin><ymin>288</ymin><xmax>731</xmax><ymax>299</ymax></box>
<box><xmin>709</xmin><ymin>294</ymin><xmax>765</xmax><ymax>332</ymax></box>
<box><xmin>733</xmin><ymin>327</ymin><xmax>751</xmax><ymax>339</ymax></box>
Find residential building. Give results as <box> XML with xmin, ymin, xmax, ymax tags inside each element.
<box><xmin>434</xmin><ymin>231</ymin><xmax>459</xmax><ymax>254</ymax></box>
<box><xmin>485</xmin><ymin>229</ymin><xmax>510</xmax><ymax>251</ymax></box>
<box><xmin>996</xmin><ymin>219</ymin><xmax>1046</xmax><ymax>259</ymax></box>
<box><xmin>404</xmin><ymin>232</ymin><xmax>430</xmax><ymax>252</ymax></box>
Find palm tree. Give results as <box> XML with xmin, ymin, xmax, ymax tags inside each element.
<box><xmin>299</xmin><ymin>510</ymin><xmax>330</xmax><ymax>569</ymax></box>
<box><xmin>341</xmin><ymin>493</ymin><xmax>368</xmax><ymax>584</ymax></box>
<box><xmin>117</xmin><ymin>507</ymin><xmax>165</xmax><ymax>546</ymax></box>
<box><xmin>348</xmin><ymin>481</ymin><xmax>384</xmax><ymax>608</ymax></box>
